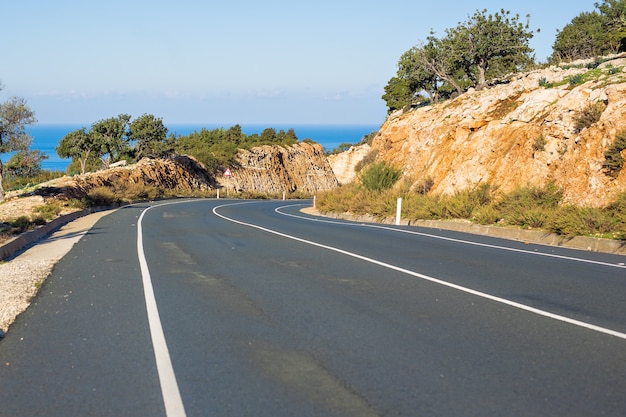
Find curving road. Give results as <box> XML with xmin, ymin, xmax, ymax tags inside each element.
<box><xmin>1</xmin><ymin>199</ymin><xmax>625</xmax><ymax>416</ymax></box>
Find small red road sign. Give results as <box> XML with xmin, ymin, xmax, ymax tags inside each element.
<box><xmin>224</xmin><ymin>167</ymin><xmax>232</xmax><ymax>177</ymax></box>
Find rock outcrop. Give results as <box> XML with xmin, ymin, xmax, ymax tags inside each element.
<box><xmin>65</xmin><ymin>155</ymin><xmax>215</xmax><ymax>196</ymax></box>
<box><xmin>327</xmin><ymin>144</ymin><xmax>371</xmax><ymax>185</ymax></box>
<box><xmin>372</xmin><ymin>55</ymin><xmax>626</xmax><ymax>207</ymax></box>
<box><xmin>219</xmin><ymin>142</ymin><xmax>338</xmax><ymax>194</ymax></box>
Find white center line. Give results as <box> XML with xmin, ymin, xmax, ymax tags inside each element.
<box><xmin>214</xmin><ymin>201</ymin><xmax>626</xmax><ymax>341</ymax></box>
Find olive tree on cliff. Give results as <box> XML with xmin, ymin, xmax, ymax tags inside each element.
<box><xmin>0</xmin><ymin>87</ymin><xmax>37</xmax><ymax>201</ymax></box>
<box><xmin>384</xmin><ymin>8</ymin><xmax>536</xmax><ymax>110</ymax></box>
<box><xmin>382</xmin><ymin>42</ymin><xmax>441</xmax><ymax>111</ymax></box>
<box><xmin>449</xmin><ymin>9</ymin><xmax>535</xmax><ymax>89</ymax></box>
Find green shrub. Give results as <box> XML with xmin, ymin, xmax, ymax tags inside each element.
<box><xmin>438</xmin><ymin>185</ymin><xmax>494</xmax><ymax>219</ymax></box>
<box><xmin>608</xmin><ymin>66</ymin><xmax>622</xmax><ymax>75</ymax></box>
<box><xmin>538</xmin><ymin>77</ymin><xmax>553</xmax><ymax>88</ymax></box>
<box><xmin>359</xmin><ymin>162</ymin><xmax>401</xmax><ymax>192</ymax></box>
<box><xmin>10</xmin><ymin>216</ymin><xmax>33</xmax><ymax>234</ymax></box>
<box><xmin>532</xmin><ymin>135</ymin><xmax>546</xmax><ymax>152</ymax></box>
<box><xmin>472</xmin><ymin>205</ymin><xmax>500</xmax><ymax>225</ymax></box>
<box><xmin>548</xmin><ymin>206</ymin><xmax>618</xmax><ymax>237</ymax></box>
<box><xmin>603</xmin><ymin>130</ymin><xmax>626</xmax><ymax>178</ymax></box>
<box><xmin>573</xmin><ymin>101</ymin><xmax>606</xmax><ymax>132</ymax></box>
<box><xmin>568</xmin><ymin>73</ymin><xmax>585</xmax><ymax>86</ymax></box>
<box><xmin>33</xmin><ymin>203</ymin><xmax>62</xmax><ymax>220</ymax></box>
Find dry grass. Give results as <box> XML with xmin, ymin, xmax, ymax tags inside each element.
<box><xmin>317</xmin><ymin>182</ymin><xmax>626</xmax><ymax>240</ymax></box>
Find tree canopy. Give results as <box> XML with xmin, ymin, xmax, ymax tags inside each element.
<box><xmin>128</xmin><ymin>114</ymin><xmax>170</xmax><ymax>160</ymax></box>
<box><xmin>0</xmin><ymin>86</ymin><xmax>37</xmax><ymax>200</ymax></box>
<box><xmin>383</xmin><ymin>8</ymin><xmax>536</xmax><ymax>112</ymax></box>
<box><xmin>552</xmin><ymin>0</ymin><xmax>626</xmax><ymax>62</ymax></box>
<box><xmin>173</xmin><ymin>125</ymin><xmax>299</xmax><ymax>172</ymax></box>
<box><xmin>5</xmin><ymin>150</ymin><xmax>47</xmax><ymax>178</ymax></box>
<box><xmin>56</xmin><ymin>127</ymin><xmax>98</xmax><ymax>174</ymax></box>
<box><xmin>91</xmin><ymin>114</ymin><xmax>132</xmax><ymax>169</ymax></box>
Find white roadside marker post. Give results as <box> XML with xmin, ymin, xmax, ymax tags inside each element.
<box><xmin>396</xmin><ymin>197</ymin><xmax>402</xmax><ymax>225</ymax></box>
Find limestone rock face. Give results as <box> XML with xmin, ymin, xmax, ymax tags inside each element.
<box><xmin>372</xmin><ymin>56</ymin><xmax>626</xmax><ymax>207</ymax></box>
<box><xmin>327</xmin><ymin>144</ymin><xmax>371</xmax><ymax>185</ymax></box>
<box><xmin>64</xmin><ymin>155</ymin><xmax>215</xmax><ymax>196</ymax></box>
<box><xmin>220</xmin><ymin>142</ymin><xmax>338</xmax><ymax>194</ymax></box>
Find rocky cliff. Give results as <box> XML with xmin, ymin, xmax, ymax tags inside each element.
<box><xmin>219</xmin><ymin>142</ymin><xmax>338</xmax><ymax>194</ymax></box>
<box><xmin>327</xmin><ymin>144</ymin><xmax>371</xmax><ymax>185</ymax></box>
<box><xmin>371</xmin><ymin>55</ymin><xmax>626</xmax><ymax>207</ymax></box>
<box><xmin>63</xmin><ymin>155</ymin><xmax>215</xmax><ymax>197</ymax></box>
<box><xmin>28</xmin><ymin>142</ymin><xmax>337</xmax><ymax>200</ymax></box>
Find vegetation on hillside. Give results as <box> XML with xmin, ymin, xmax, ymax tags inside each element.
<box><xmin>317</xmin><ymin>180</ymin><xmax>626</xmax><ymax>240</ymax></box>
<box><xmin>383</xmin><ymin>8</ymin><xmax>537</xmax><ymax>111</ymax></box>
<box><xmin>55</xmin><ymin>118</ymin><xmax>302</xmax><ymax>175</ymax></box>
<box><xmin>384</xmin><ymin>1</ymin><xmax>626</xmax><ymax>112</ymax></box>
<box><xmin>172</xmin><ymin>125</ymin><xmax>298</xmax><ymax>172</ymax></box>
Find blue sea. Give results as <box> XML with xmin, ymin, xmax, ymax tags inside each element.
<box><xmin>3</xmin><ymin>123</ymin><xmax>381</xmax><ymax>172</ymax></box>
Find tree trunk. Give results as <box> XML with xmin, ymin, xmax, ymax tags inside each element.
<box><xmin>476</xmin><ymin>62</ymin><xmax>487</xmax><ymax>90</ymax></box>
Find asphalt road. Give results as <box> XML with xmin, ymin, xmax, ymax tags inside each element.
<box><xmin>1</xmin><ymin>199</ymin><xmax>625</xmax><ymax>417</ymax></box>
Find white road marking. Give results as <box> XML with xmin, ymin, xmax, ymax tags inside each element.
<box><xmin>138</xmin><ymin>205</ymin><xmax>187</xmax><ymax>417</ymax></box>
<box><xmin>275</xmin><ymin>204</ymin><xmax>626</xmax><ymax>270</ymax></box>
<box><xmin>214</xmin><ymin>202</ymin><xmax>626</xmax><ymax>341</ymax></box>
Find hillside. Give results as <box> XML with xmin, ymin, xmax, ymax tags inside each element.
<box><xmin>0</xmin><ymin>144</ymin><xmax>337</xmax><ymax>243</ymax></box>
<box><xmin>367</xmin><ymin>55</ymin><xmax>626</xmax><ymax>207</ymax></box>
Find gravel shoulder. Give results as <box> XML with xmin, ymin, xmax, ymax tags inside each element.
<box><xmin>0</xmin><ymin>210</ymin><xmax>112</xmax><ymax>334</ymax></box>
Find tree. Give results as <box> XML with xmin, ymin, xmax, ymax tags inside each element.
<box><xmin>5</xmin><ymin>150</ymin><xmax>47</xmax><ymax>178</ymax></box>
<box><xmin>402</xmin><ymin>43</ymin><xmax>441</xmax><ymax>103</ymax></box>
<box><xmin>260</xmin><ymin>128</ymin><xmax>277</xmax><ymax>143</ymax></box>
<box><xmin>449</xmin><ymin>9</ymin><xmax>535</xmax><ymax>89</ymax></box>
<box><xmin>56</xmin><ymin>127</ymin><xmax>99</xmax><ymax>174</ymax></box>
<box><xmin>415</xmin><ymin>35</ymin><xmax>466</xmax><ymax>96</ymax></box>
<box><xmin>0</xmin><ymin>92</ymin><xmax>37</xmax><ymax>200</ymax></box>
<box><xmin>552</xmin><ymin>1</ymin><xmax>626</xmax><ymax>62</ymax></box>
<box><xmin>382</xmin><ymin>76</ymin><xmax>413</xmax><ymax>112</ymax></box>
<box><xmin>382</xmin><ymin>44</ymin><xmax>441</xmax><ymax>111</ymax></box>
<box><xmin>383</xmin><ymin>8</ymin><xmax>536</xmax><ymax>112</ymax></box>
<box><xmin>128</xmin><ymin>113</ymin><xmax>170</xmax><ymax>160</ymax></box>
<box><xmin>595</xmin><ymin>0</ymin><xmax>626</xmax><ymax>51</ymax></box>
<box><xmin>224</xmin><ymin>124</ymin><xmax>245</xmax><ymax>145</ymax></box>
<box><xmin>552</xmin><ymin>11</ymin><xmax>608</xmax><ymax>61</ymax></box>
<box><xmin>91</xmin><ymin>114</ymin><xmax>131</xmax><ymax>169</ymax></box>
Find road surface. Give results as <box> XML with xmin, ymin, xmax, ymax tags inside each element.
<box><xmin>1</xmin><ymin>199</ymin><xmax>625</xmax><ymax>416</ymax></box>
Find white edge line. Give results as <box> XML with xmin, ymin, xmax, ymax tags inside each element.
<box><xmin>138</xmin><ymin>204</ymin><xmax>187</xmax><ymax>417</ymax></box>
<box><xmin>214</xmin><ymin>202</ymin><xmax>626</xmax><ymax>341</ymax></box>
<box><xmin>275</xmin><ymin>203</ymin><xmax>626</xmax><ymax>270</ymax></box>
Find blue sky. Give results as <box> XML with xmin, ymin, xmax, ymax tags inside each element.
<box><xmin>2</xmin><ymin>0</ymin><xmax>592</xmax><ymax>125</ymax></box>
